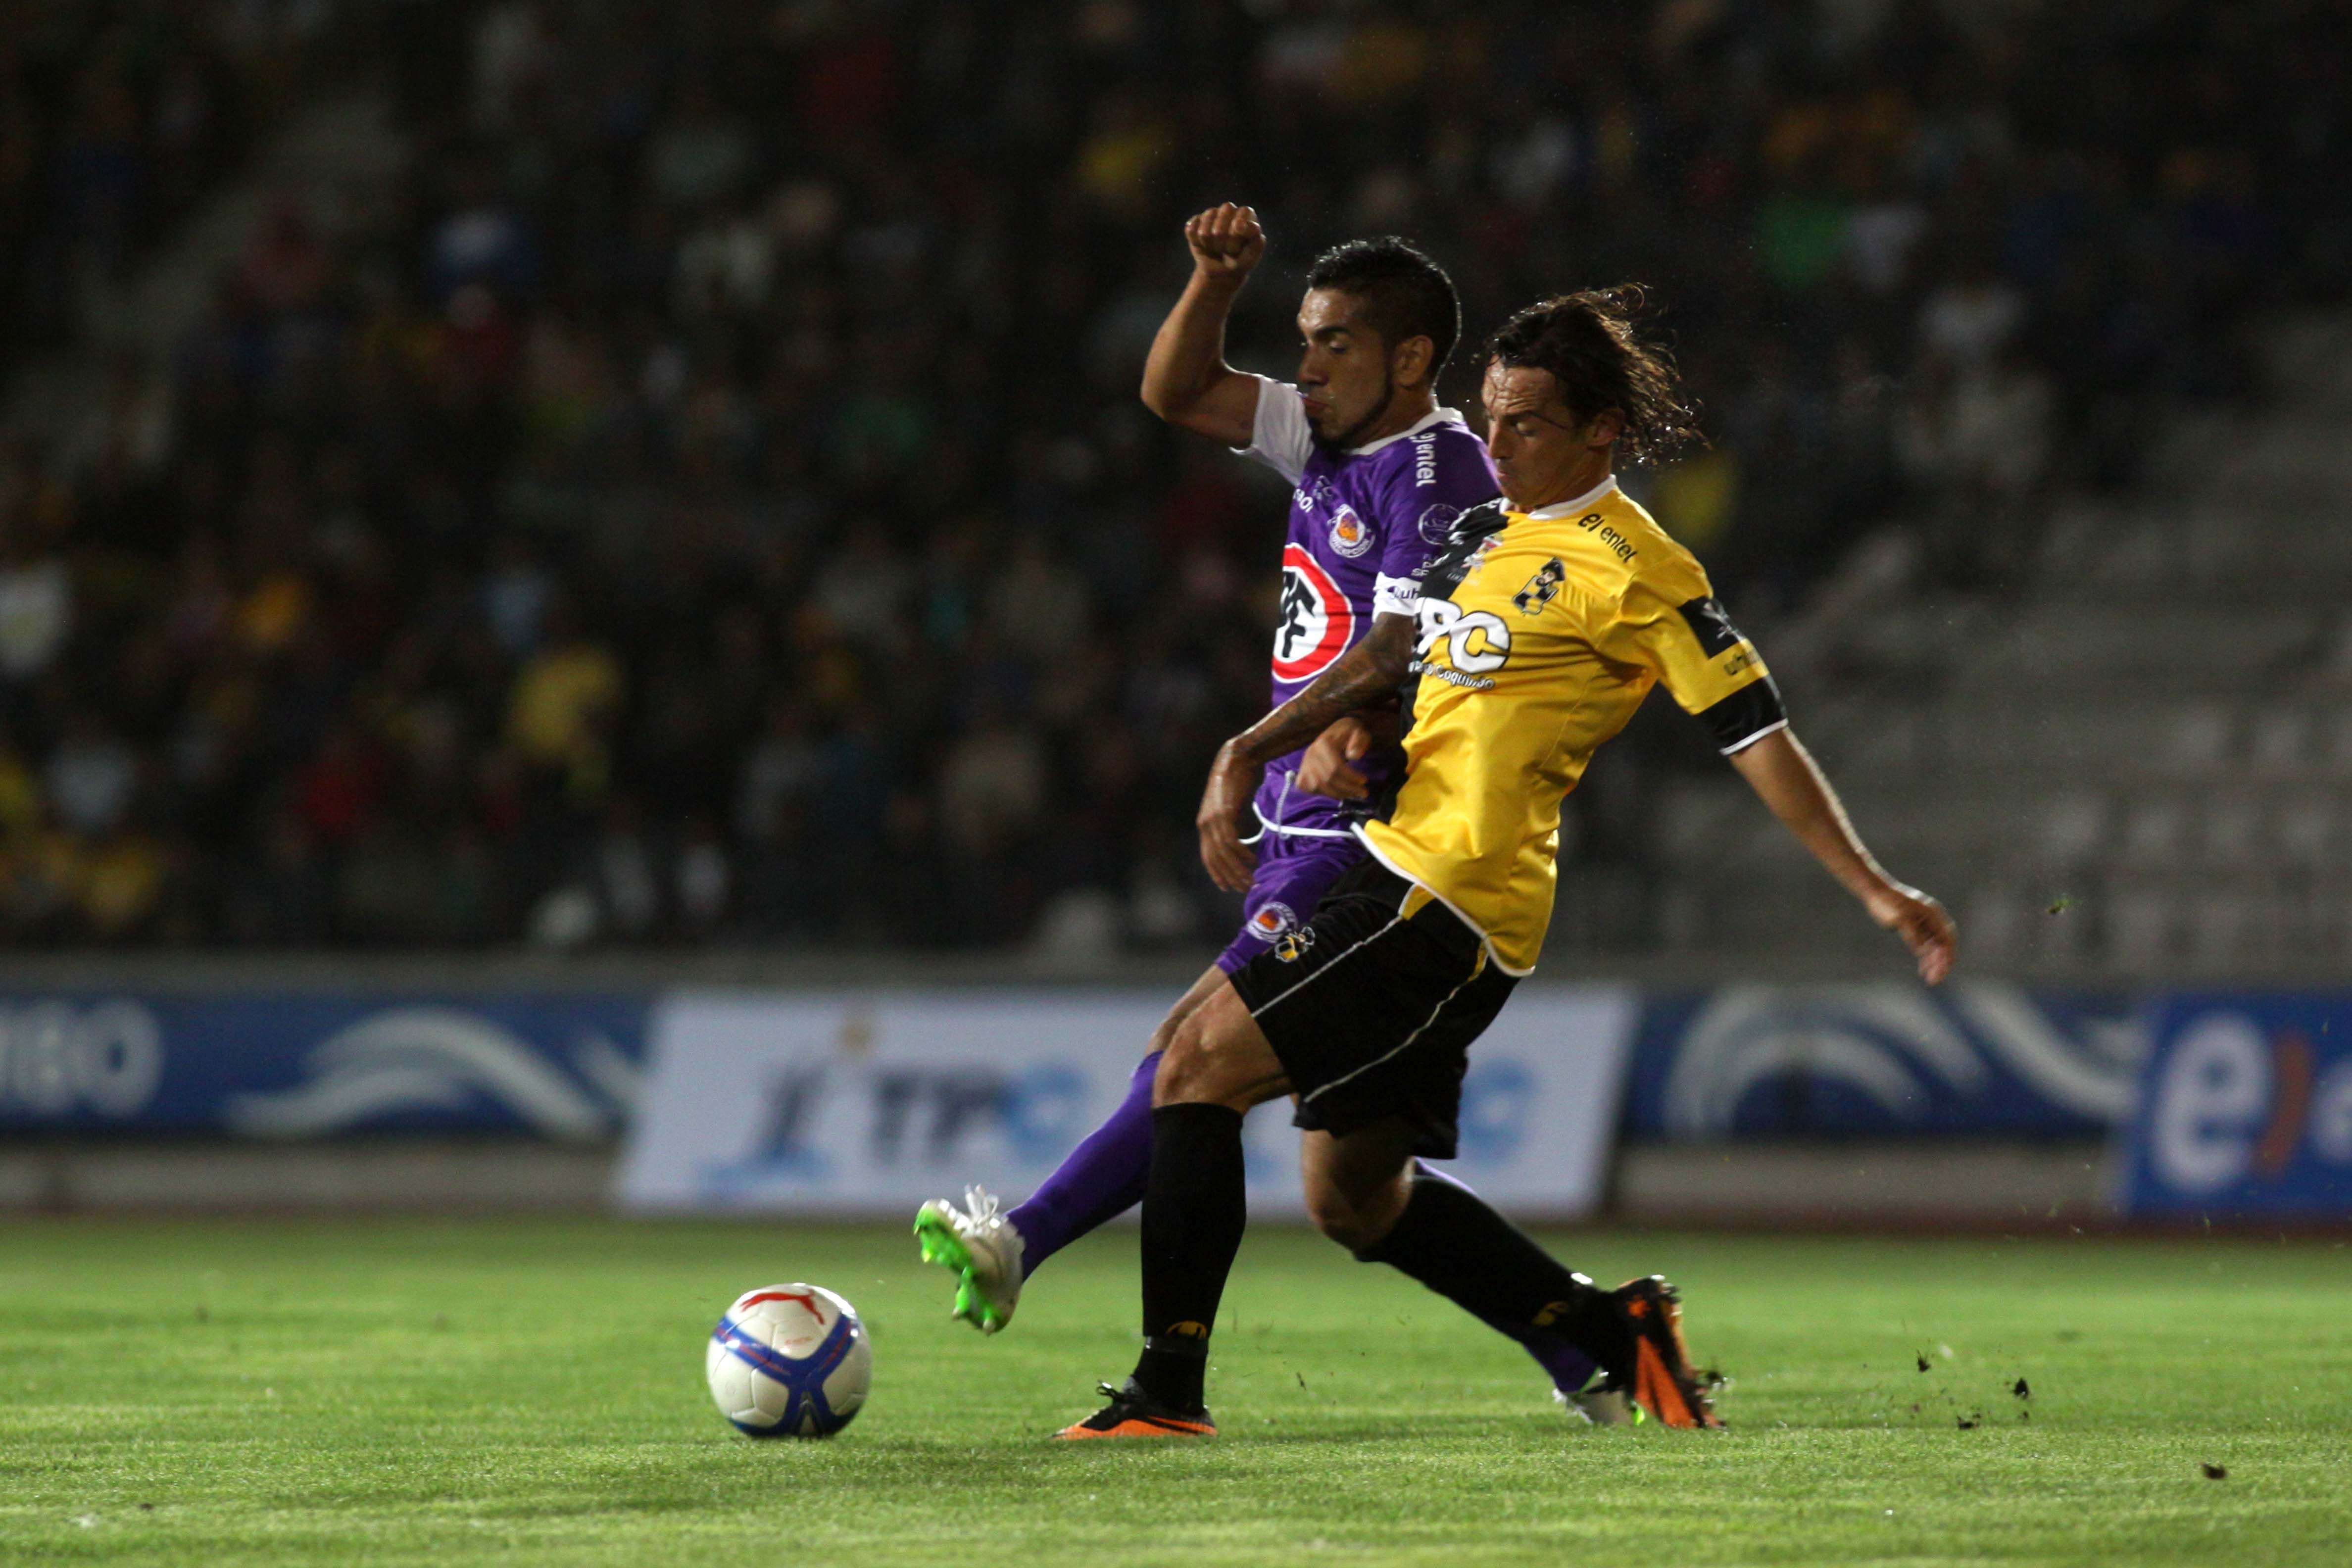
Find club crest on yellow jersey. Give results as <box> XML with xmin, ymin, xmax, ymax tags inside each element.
<box><xmin>1512</xmin><ymin>557</ymin><xmax>1567</xmax><ymax>615</ymax></box>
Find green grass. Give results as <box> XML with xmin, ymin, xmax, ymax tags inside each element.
<box><xmin>1</xmin><ymin>1218</ymin><xmax>2347</xmax><ymax>1566</ymax></box>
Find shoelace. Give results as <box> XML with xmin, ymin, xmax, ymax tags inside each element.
<box><xmin>961</xmin><ymin>1186</ymin><xmax>1004</xmax><ymax>1228</ymax></box>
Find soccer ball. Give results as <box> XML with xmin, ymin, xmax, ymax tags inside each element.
<box><xmin>706</xmin><ymin>1283</ymin><xmax>872</xmax><ymax>1438</ymax></box>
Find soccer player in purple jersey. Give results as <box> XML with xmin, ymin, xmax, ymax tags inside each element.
<box><xmin>915</xmin><ymin>204</ymin><xmax>1619</xmax><ymax>1420</ymax></box>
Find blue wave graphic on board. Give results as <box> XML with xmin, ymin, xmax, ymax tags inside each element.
<box><xmin>223</xmin><ymin>1008</ymin><xmax>635</xmax><ymax>1141</ymax></box>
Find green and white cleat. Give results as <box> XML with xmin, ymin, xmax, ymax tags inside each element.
<box><xmin>1556</xmin><ymin>1382</ymin><xmax>1641</xmax><ymax>1426</ymax></box>
<box><xmin>913</xmin><ymin>1186</ymin><xmax>1026</xmax><ymax>1334</ymax></box>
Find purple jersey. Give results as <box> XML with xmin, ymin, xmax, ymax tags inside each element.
<box><xmin>1234</xmin><ymin>375</ymin><xmax>1501</xmax><ymax>837</ymax></box>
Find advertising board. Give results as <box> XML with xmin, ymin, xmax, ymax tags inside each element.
<box><xmin>2118</xmin><ymin>994</ymin><xmax>2352</xmax><ymax>1218</ymax></box>
<box><xmin>0</xmin><ymin>992</ymin><xmax>647</xmax><ymax>1139</ymax></box>
<box><xmin>616</xmin><ymin>987</ymin><xmax>1637</xmax><ymax>1218</ymax></box>
<box><xmin>1624</xmin><ymin>983</ymin><xmax>2143</xmax><ymax>1138</ymax></box>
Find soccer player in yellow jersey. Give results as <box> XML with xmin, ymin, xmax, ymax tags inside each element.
<box><xmin>1060</xmin><ymin>287</ymin><xmax>1956</xmax><ymax>1440</ymax></box>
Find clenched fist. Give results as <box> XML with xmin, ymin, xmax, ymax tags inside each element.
<box><xmin>1185</xmin><ymin>203</ymin><xmax>1265</xmax><ymax>283</ymax></box>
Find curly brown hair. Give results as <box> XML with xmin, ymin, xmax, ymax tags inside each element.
<box><xmin>1483</xmin><ymin>285</ymin><xmax>1702</xmax><ymax>465</ymax></box>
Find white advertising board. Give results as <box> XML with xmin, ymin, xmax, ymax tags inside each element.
<box><xmin>615</xmin><ymin>987</ymin><xmax>1636</xmax><ymax>1219</ymax></box>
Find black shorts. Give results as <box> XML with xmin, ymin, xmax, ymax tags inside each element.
<box><xmin>1227</xmin><ymin>857</ymin><xmax>1516</xmax><ymax>1159</ymax></box>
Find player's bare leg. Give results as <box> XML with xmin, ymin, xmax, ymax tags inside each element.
<box><xmin>1296</xmin><ymin>1118</ymin><xmax>1419</xmax><ymax>1253</ymax></box>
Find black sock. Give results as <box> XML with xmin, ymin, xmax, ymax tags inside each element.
<box><xmin>1132</xmin><ymin>1102</ymin><xmax>1246</xmax><ymax>1413</ymax></box>
<box><xmin>1358</xmin><ymin>1174</ymin><xmax>1629</xmax><ymax>1377</ymax></box>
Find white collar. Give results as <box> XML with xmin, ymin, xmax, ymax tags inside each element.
<box><xmin>1346</xmin><ymin>406</ymin><xmax>1463</xmax><ymax>456</ymax></box>
<box><xmin>1521</xmin><ymin>475</ymin><xmax>1620</xmax><ymax>518</ymax></box>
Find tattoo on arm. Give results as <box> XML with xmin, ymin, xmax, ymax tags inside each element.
<box><xmin>1232</xmin><ymin>617</ymin><xmax>1414</xmax><ymax>767</ymax></box>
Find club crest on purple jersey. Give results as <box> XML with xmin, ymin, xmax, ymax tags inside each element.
<box><xmin>1327</xmin><ymin>504</ymin><xmax>1374</xmax><ymax>557</ymax></box>
<box><xmin>1417</xmin><ymin>501</ymin><xmax>1462</xmax><ymax>546</ymax></box>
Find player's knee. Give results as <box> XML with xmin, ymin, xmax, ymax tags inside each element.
<box><xmin>1155</xmin><ymin>983</ymin><xmax>1282</xmax><ymax>1112</ymax></box>
<box><xmin>1153</xmin><ymin>1013</ymin><xmax>1229</xmax><ymax>1106</ymax></box>
<box><xmin>1305</xmin><ymin>1186</ymin><xmax>1385</xmax><ymax>1253</ymax></box>
<box><xmin>1145</xmin><ymin>1010</ymin><xmax>1184</xmax><ymax>1057</ymax></box>
<box><xmin>1308</xmin><ymin>1167</ymin><xmax>1412</xmax><ymax>1255</ymax></box>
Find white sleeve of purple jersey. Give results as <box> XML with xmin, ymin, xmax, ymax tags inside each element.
<box><xmin>1372</xmin><ymin>570</ymin><xmax>1422</xmax><ymax>617</ymax></box>
<box><xmin>1230</xmin><ymin>375</ymin><xmax>1314</xmax><ymax>485</ymax></box>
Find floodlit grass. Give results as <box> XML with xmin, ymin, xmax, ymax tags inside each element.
<box><xmin>0</xmin><ymin>1216</ymin><xmax>2346</xmax><ymax>1566</ymax></box>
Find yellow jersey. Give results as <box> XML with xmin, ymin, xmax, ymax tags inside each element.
<box><xmin>1359</xmin><ymin>478</ymin><xmax>1784</xmax><ymax>974</ymax></box>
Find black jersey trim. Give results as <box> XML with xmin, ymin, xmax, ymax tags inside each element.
<box><xmin>1420</xmin><ymin>502</ymin><xmax>1509</xmax><ymax>599</ymax></box>
<box><xmin>1676</xmin><ymin>595</ymin><xmax>1747</xmax><ymax>657</ymax></box>
<box><xmin>1720</xmin><ymin>717</ymin><xmax>1788</xmax><ymax>756</ymax></box>
<box><xmin>1441</xmin><ymin>498</ymin><xmax>1509</xmax><ymax>549</ymax></box>
<box><xmin>1698</xmin><ymin>674</ymin><xmax>1788</xmax><ymax>754</ymax></box>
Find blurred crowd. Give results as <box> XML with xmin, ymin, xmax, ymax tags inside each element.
<box><xmin>0</xmin><ymin>0</ymin><xmax>2340</xmax><ymax>949</ymax></box>
<box><xmin>0</xmin><ymin>3</ymin><xmax>336</xmax><ymax>382</ymax></box>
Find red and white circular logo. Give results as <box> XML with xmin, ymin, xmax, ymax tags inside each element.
<box><xmin>1272</xmin><ymin>543</ymin><xmax>1356</xmax><ymax>683</ymax></box>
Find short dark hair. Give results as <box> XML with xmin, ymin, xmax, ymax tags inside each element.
<box><xmin>1303</xmin><ymin>237</ymin><xmax>1462</xmax><ymax>375</ymax></box>
<box><xmin>1484</xmin><ymin>285</ymin><xmax>1701</xmax><ymax>465</ymax></box>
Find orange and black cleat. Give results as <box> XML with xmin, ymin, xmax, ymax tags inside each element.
<box><xmin>1612</xmin><ymin>1274</ymin><xmax>1724</xmax><ymax>1429</ymax></box>
<box><xmin>1055</xmin><ymin>1379</ymin><xmax>1217</xmax><ymax>1439</ymax></box>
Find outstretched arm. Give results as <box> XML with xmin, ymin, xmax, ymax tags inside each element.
<box><xmin>1728</xmin><ymin>727</ymin><xmax>1957</xmax><ymax>984</ymax></box>
<box><xmin>1196</xmin><ymin>615</ymin><xmax>1415</xmax><ymax>891</ymax></box>
<box><xmin>1140</xmin><ymin>204</ymin><xmax>1268</xmax><ymax>446</ymax></box>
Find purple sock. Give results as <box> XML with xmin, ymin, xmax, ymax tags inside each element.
<box><xmin>1006</xmin><ymin>1050</ymin><xmax>1160</xmax><ymax>1278</ymax></box>
<box><xmin>1410</xmin><ymin>1160</ymin><xmax>1600</xmax><ymax>1395</ymax></box>
<box><xmin>1484</xmin><ymin>1314</ymin><xmax>1603</xmax><ymax>1396</ymax></box>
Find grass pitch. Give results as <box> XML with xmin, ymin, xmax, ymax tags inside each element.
<box><xmin>1</xmin><ymin>1217</ymin><xmax>2346</xmax><ymax>1566</ymax></box>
